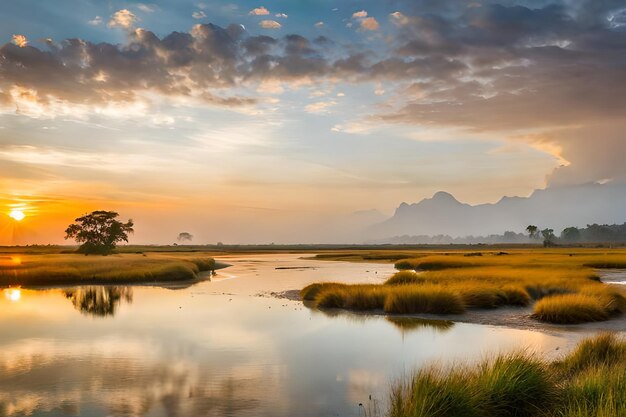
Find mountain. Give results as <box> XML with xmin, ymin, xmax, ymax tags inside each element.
<box><xmin>367</xmin><ymin>183</ymin><xmax>626</xmax><ymax>239</ymax></box>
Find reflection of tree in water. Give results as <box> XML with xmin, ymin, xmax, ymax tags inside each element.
<box><xmin>64</xmin><ymin>286</ymin><xmax>133</xmax><ymax>317</ymax></box>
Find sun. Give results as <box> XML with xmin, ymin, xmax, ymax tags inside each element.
<box><xmin>9</xmin><ymin>210</ymin><xmax>25</xmax><ymax>221</ymax></box>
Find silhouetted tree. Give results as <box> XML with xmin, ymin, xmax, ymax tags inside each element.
<box><xmin>65</xmin><ymin>211</ymin><xmax>134</xmax><ymax>255</ymax></box>
<box><xmin>561</xmin><ymin>227</ymin><xmax>581</xmax><ymax>243</ymax></box>
<box><xmin>541</xmin><ymin>228</ymin><xmax>556</xmax><ymax>247</ymax></box>
<box><xmin>526</xmin><ymin>225</ymin><xmax>539</xmax><ymax>239</ymax></box>
<box><xmin>177</xmin><ymin>232</ymin><xmax>193</xmax><ymax>242</ymax></box>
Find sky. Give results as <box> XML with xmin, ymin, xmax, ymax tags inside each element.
<box><xmin>1</xmin><ymin>0</ymin><xmax>625</xmax><ymax>244</ymax></box>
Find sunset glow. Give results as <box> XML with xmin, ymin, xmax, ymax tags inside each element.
<box><xmin>8</xmin><ymin>210</ymin><xmax>25</xmax><ymax>221</ymax></box>
<box><xmin>0</xmin><ymin>0</ymin><xmax>625</xmax><ymax>244</ymax></box>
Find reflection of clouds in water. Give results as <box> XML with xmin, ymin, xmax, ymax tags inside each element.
<box><xmin>346</xmin><ymin>369</ymin><xmax>385</xmax><ymax>406</ymax></box>
<box><xmin>0</xmin><ymin>338</ymin><xmax>269</xmax><ymax>417</ymax></box>
<box><xmin>64</xmin><ymin>286</ymin><xmax>133</xmax><ymax>317</ymax></box>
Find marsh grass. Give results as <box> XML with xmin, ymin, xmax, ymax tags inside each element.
<box><xmin>303</xmin><ymin>250</ymin><xmax>626</xmax><ymax>324</ymax></box>
<box><xmin>383</xmin><ymin>285</ymin><xmax>465</xmax><ymax>314</ymax></box>
<box><xmin>390</xmin><ymin>333</ymin><xmax>626</xmax><ymax>417</ymax></box>
<box><xmin>532</xmin><ymin>293</ymin><xmax>622</xmax><ymax>324</ymax></box>
<box><xmin>0</xmin><ymin>253</ymin><xmax>216</xmax><ymax>286</ymax></box>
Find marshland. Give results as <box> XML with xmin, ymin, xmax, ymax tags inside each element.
<box><xmin>0</xmin><ymin>247</ymin><xmax>624</xmax><ymax>416</ymax></box>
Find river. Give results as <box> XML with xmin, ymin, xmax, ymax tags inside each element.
<box><xmin>0</xmin><ymin>254</ymin><xmax>593</xmax><ymax>417</ymax></box>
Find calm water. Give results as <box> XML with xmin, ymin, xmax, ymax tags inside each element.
<box><xmin>0</xmin><ymin>254</ymin><xmax>585</xmax><ymax>417</ymax></box>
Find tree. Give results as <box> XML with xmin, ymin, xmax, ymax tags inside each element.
<box><xmin>541</xmin><ymin>228</ymin><xmax>556</xmax><ymax>247</ymax></box>
<box><xmin>65</xmin><ymin>211</ymin><xmax>134</xmax><ymax>255</ymax></box>
<box><xmin>526</xmin><ymin>225</ymin><xmax>539</xmax><ymax>239</ymax></box>
<box><xmin>561</xmin><ymin>227</ymin><xmax>581</xmax><ymax>243</ymax></box>
<box><xmin>177</xmin><ymin>232</ymin><xmax>193</xmax><ymax>242</ymax></box>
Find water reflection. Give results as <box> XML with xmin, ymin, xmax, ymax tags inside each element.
<box><xmin>0</xmin><ymin>340</ymin><xmax>260</xmax><ymax>417</ymax></box>
<box><xmin>385</xmin><ymin>316</ymin><xmax>454</xmax><ymax>333</ymax></box>
<box><xmin>64</xmin><ymin>287</ymin><xmax>133</xmax><ymax>317</ymax></box>
<box><xmin>0</xmin><ymin>254</ymin><xmax>577</xmax><ymax>417</ymax></box>
<box><xmin>311</xmin><ymin>308</ymin><xmax>455</xmax><ymax>334</ymax></box>
<box><xmin>3</xmin><ymin>288</ymin><xmax>20</xmax><ymax>302</ymax></box>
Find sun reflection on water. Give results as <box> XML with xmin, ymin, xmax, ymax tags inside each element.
<box><xmin>4</xmin><ymin>288</ymin><xmax>21</xmax><ymax>302</ymax></box>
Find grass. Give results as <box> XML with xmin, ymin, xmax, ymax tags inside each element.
<box><xmin>533</xmin><ymin>294</ymin><xmax>610</xmax><ymax>324</ymax></box>
<box><xmin>0</xmin><ymin>253</ymin><xmax>217</xmax><ymax>286</ymax></box>
<box><xmin>383</xmin><ymin>285</ymin><xmax>465</xmax><ymax>314</ymax></box>
<box><xmin>302</xmin><ymin>249</ymin><xmax>626</xmax><ymax>324</ymax></box>
<box><xmin>389</xmin><ymin>333</ymin><xmax>626</xmax><ymax>417</ymax></box>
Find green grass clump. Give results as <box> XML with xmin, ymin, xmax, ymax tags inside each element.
<box><xmin>390</xmin><ymin>333</ymin><xmax>626</xmax><ymax>417</ymax></box>
<box><xmin>383</xmin><ymin>286</ymin><xmax>465</xmax><ymax>314</ymax></box>
<box><xmin>385</xmin><ymin>271</ymin><xmax>424</xmax><ymax>285</ymax></box>
<box><xmin>390</xmin><ymin>354</ymin><xmax>555</xmax><ymax>417</ymax></box>
<box><xmin>556</xmin><ymin>333</ymin><xmax>626</xmax><ymax>374</ymax></box>
<box><xmin>389</xmin><ymin>368</ymin><xmax>480</xmax><ymax>417</ymax></box>
<box><xmin>476</xmin><ymin>354</ymin><xmax>556</xmax><ymax>416</ymax></box>
<box><xmin>533</xmin><ymin>294</ymin><xmax>611</xmax><ymax>324</ymax></box>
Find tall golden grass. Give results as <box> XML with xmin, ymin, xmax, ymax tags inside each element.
<box><xmin>0</xmin><ymin>253</ymin><xmax>216</xmax><ymax>286</ymax></box>
<box><xmin>389</xmin><ymin>333</ymin><xmax>626</xmax><ymax>417</ymax></box>
<box><xmin>303</xmin><ymin>250</ymin><xmax>626</xmax><ymax>324</ymax></box>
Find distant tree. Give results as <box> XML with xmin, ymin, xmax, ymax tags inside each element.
<box><xmin>526</xmin><ymin>225</ymin><xmax>539</xmax><ymax>239</ymax></box>
<box><xmin>541</xmin><ymin>228</ymin><xmax>556</xmax><ymax>247</ymax></box>
<box><xmin>561</xmin><ymin>227</ymin><xmax>581</xmax><ymax>243</ymax></box>
<box><xmin>65</xmin><ymin>211</ymin><xmax>134</xmax><ymax>255</ymax></box>
<box><xmin>177</xmin><ymin>232</ymin><xmax>193</xmax><ymax>242</ymax></box>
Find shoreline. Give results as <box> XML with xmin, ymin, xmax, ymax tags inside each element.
<box><xmin>275</xmin><ymin>289</ymin><xmax>626</xmax><ymax>334</ymax></box>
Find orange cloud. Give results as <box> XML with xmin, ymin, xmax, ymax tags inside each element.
<box><xmin>11</xmin><ymin>35</ymin><xmax>28</xmax><ymax>48</ymax></box>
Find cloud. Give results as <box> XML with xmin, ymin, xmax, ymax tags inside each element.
<box><xmin>259</xmin><ymin>20</ymin><xmax>281</xmax><ymax>29</ymax></box>
<box><xmin>11</xmin><ymin>35</ymin><xmax>28</xmax><ymax>48</ymax></box>
<box><xmin>3</xmin><ymin>1</ymin><xmax>626</xmax><ymax>192</ymax></box>
<box><xmin>389</xmin><ymin>11</ymin><xmax>409</xmax><ymax>25</ymax></box>
<box><xmin>360</xmin><ymin>17</ymin><xmax>380</xmax><ymax>31</ymax></box>
<box><xmin>249</xmin><ymin>6</ymin><xmax>270</xmax><ymax>16</ymax></box>
<box><xmin>305</xmin><ymin>100</ymin><xmax>337</xmax><ymax>114</ymax></box>
<box><xmin>275</xmin><ymin>13</ymin><xmax>288</xmax><ymax>18</ymax></box>
<box><xmin>88</xmin><ymin>16</ymin><xmax>103</xmax><ymax>26</ymax></box>
<box><xmin>315</xmin><ymin>21</ymin><xmax>324</xmax><ymax>28</ymax></box>
<box><xmin>352</xmin><ymin>10</ymin><xmax>368</xmax><ymax>18</ymax></box>
<box><xmin>108</xmin><ymin>9</ymin><xmax>138</xmax><ymax>29</ymax></box>
<box><xmin>137</xmin><ymin>4</ymin><xmax>157</xmax><ymax>13</ymax></box>
<box><xmin>192</xmin><ymin>11</ymin><xmax>207</xmax><ymax>19</ymax></box>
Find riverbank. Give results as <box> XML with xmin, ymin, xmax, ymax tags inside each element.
<box><xmin>0</xmin><ymin>253</ymin><xmax>227</xmax><ymax>287</ymax></box>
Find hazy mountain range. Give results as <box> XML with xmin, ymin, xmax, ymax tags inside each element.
<box><xmin>365</xmin><ymin>183</ymin><xmax>626</xmax><ymax>241</ymax></box>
